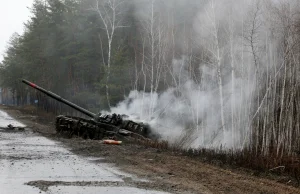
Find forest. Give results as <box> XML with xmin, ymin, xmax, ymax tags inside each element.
<box><xmin>1</xmin><ymin>0</ymin><xmax>300</xmax><ymax>176</ymax></box>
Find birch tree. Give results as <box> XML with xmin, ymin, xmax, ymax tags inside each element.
<box><xmin>198</xmin><ymin>0</ymin><xmax>226</xmax><ymax>137</ymax></box>
<box><xmin>244</xmin><ymin>0</ymin><xmax>263</xmax><ymax>154</ymax></box>
<box><xmin>137</xmin><ymin>0</ymin><xmax>168</xmax><ymax>118</ymax></box>
<box><xmin>94</xmin><ymin>0</ymin><xmax>127</xmax><ymax>109</ymax></box>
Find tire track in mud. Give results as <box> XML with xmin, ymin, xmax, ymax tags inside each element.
<box><xmin>26</xmin><ymin>179</ymin><xmax>187</xmax><ymax>193</ymax></box>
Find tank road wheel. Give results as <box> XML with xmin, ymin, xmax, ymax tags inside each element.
<box><xmin>55</xmin><ymin>116</ymin><xmax>63</xmax><ymax>134</ymax></box>
<box><xmin>56</xmin><ymin>117</ymin><xmax>67</xmax><ymax>135</ymax></box>
<box><xmin>78</xmin><ymin>125</ymin><xmax>86</xmax><ymax>137</ymax></box>
<box><xmin>81</xmin><ymin>127</ymin><xmax>91</xmax><ymax>139</ymax></box>
<box><xmin>81</xmin><ymin>128</ymin><xmax>88</xmax><ymax>139</ymax></box>
<box><xmin>70</xmin><ymin>119</ymin><xmax>82</xmax><ymax>138</ymax></box>
<box><xmin>86</xmin><ymin>128</ymin><xmax>94</xmax><ymax>139</ymax></box>
<box><xmin>73</xmin><ymin>120</ymin><xmax>82</xmax><ymax>137</ymax></box>
<box><xmin>68</xmin><ymin>123</ymin><xmax>76</xmax><ymax>138</ymax></box>
<box><xmin>94</xmin><ymin>127</ymin><xmax>104</xmax><ymax>140</ymax></box>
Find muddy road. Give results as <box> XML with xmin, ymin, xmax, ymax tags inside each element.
<box><xmin>1</xmin><ymin>105</ymin><xmax>300</xmax><ymax>194</ymax></box>
<box><xmin>0</xmin><ymin>109</ymin><xmax>170</xmax><ymax>194</ymax></box>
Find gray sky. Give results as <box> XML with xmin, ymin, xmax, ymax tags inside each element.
<box><xmin>0</xmin><ymin>0</ymin><xmax>34</xmax><ymax>62</ymax></box>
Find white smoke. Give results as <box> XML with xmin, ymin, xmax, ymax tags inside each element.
<box><xmin>106</xmin><ymin>0</ymin><xmax>271</xmax><ymax>149</ymax></box>
<box><xmin>107</xmin><ymin>55</ymin><xmax>251</xmax><ymax>149</ymax></box>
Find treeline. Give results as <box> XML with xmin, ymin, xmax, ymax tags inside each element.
<box><xmin>0</xmin><ymin>0</ymin><xmax>205</xmax><ymax>113</ymax></box>
<box><xmin>1</xmin><ymin>0</ymin><xmax>300</xmax><ymax>178</ymax></box>
<box><xmin>0</xmin><ymin>0</ymin><xmax>202</xmax><ymax>109</ymax></box>
<box><xmin>0</xmin><ymin>0</ymin><xmax>138</xmax><ymax>111</ymax></box>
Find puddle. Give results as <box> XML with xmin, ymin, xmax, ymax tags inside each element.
<box><xmin>47</xmin><ymin>186</ymin><xmax>170</xmax><ymax>194</ymax></box>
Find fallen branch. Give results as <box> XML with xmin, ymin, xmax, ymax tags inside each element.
<box><xmin>269</xmin><ymin>166</ymin><xmax>285</xmax><ymax>171</ymax></box>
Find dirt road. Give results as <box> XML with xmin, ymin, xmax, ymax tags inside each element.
<box><xmin>1</xmin><ymin>105</ymin><xmax>300</xmax><ymax>194</ymax></box>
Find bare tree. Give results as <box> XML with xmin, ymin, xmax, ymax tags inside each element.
<box><xmin>93</xmin><ymin>0</ymin><xmax>127</xmax><ymax>109</ymax></box>
<box><xmin>137</xmin><ymin>0</ymin><xmax>168</xmax><ymax>118</ymax></box>
<box><xmin>243</xmin><ymin>0</ymin><xmax>263</xmax><ymax>154</ymax></box>
<box><xmin>199</xmin><ymin>0</ymin><xmax>226</xmax><ymax>136</ymax></box>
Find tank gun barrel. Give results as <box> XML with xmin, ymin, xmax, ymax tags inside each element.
<box><xmin>22</xmin><ymin>79</ymin><xmax>96</xmax><ymax>118</ymax></box>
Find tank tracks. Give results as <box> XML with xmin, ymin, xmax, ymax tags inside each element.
<box><xmin>55</xmin><ymin>115</ymin><xmax>151</xmax><ymax>140</ymax></box>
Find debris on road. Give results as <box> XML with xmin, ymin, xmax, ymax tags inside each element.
<box><xmin>103</xmin><ymin>139</ymin><xmax>122</xmax><ymax>145</ymax></box>
<box><xmin>0</xmin><ymin>124</ymin><xmax>26</xmax><ymax>131</ymax></box>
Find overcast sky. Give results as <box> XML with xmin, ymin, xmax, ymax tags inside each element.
<box><xmin>0</xmin><ymin>0</ymin><xmax>34</xmax><ymax>62</ymax></box>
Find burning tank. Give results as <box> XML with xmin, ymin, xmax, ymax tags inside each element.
<box><xmin>22</xmin><ymin>79</ymin><xmax>157</xmax><ymax>140</ymax></box>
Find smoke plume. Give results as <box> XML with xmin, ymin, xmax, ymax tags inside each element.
<box><xmin>106</xmin><ymin>0</ymin><xmax>286</xmax><ymax>149</ymax></box>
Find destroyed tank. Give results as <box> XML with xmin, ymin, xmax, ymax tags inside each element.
<box><xmin>22</xmin><ymin>79</ymin><xmax>154</xmax><ymax>140</ymax></box>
